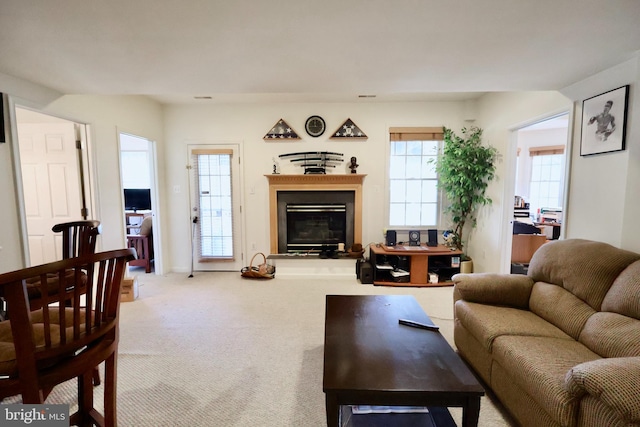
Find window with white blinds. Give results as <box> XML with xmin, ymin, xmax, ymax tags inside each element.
<box><xmin>191</xmin><ymin>149</ymin><xmax>234</xmax><ymax>259</ymax></box>
<box><xmin>388</xmin><ymin>127</ymin><xmax>443</xmax><ymax>227</ymax></box>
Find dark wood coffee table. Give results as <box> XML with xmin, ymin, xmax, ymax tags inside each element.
<box><xmin>323</xmin><ymin>295</ymin><xmax>484</xmax><ymax>427</ymax></box>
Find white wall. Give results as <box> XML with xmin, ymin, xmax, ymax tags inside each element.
<box><xmin>43</xmin><ymin>96</ymin><xmax>165</xmax><ymax>253</ymax></box>
<box><xmin>3</xmin><ymin>56</ymin><xmax>638</xmax><ymax>274</ymax></box>
<box><xmin>561</xmin><ymin>57</ymin><xmax>640</xmax><ymax>252</ymax></box>
<box><xmin>474</xmin><ymin>91</ymin><xmax>573</xmax><ymax>273</ymax></box>
<box><xmin>0</xmin><ymin>95</ymin><xmax>24</xmax><ymax>273</ymax></box>
<box><xmin>0</xmin><ymin>93</ymin><xmax>164</xmax><ymax>273</ymax></box>
<box><xmin>163</xmin><ymin>102</ymin><xmax>468</xmax><ymax>272</ymax></box>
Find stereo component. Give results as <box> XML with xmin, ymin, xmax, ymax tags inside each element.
<box><xmin>408</xmin><ymin>230</ymin><xmax>420</xmax><ymax>246</ymax></box>
<box><xmin>427</xmin><ymin>229</ymin><xmax>438</xmax><ymax>247</ymax></box>
<box><xmin>386</xmin><ymin>230</ymin><xmax>397</xmax><ymax>246</ymax></box>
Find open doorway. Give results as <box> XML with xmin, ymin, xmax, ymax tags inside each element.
<box><xmin>14</xmin><ymin>107</ymin><xmax>93</xmax><ymax>266</ymax></box>
<box><xmin>509</xmin><ymin>113</ymin><xmax>569</xmax><ymax>274</ymax></box>
<box><xmin>119</xmin><ymin>132</ymin><xmax>158</xmax><ymax>274</ymax></box>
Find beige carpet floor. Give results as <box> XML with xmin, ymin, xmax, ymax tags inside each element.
<box><xmin>9</xmin><ymin>271</ymin><xmax>518</xmax><ymax>426</ymax></box>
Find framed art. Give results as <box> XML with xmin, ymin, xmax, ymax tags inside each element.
<box><xmin>580</xmin><ymin>85</ymin><xmax>629</xmax><ymax>156</ymax></box>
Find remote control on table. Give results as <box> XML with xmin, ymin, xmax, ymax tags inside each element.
<box><xmin>398</xmin><ymin>319</ymin><xmax>440</xmax><ymax>331</ymax></box>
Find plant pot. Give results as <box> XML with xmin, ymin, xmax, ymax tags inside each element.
<box><xmin>460</xmin><ymin>259</ymin><xmax>474</xmax><ymax>274</ymax></box>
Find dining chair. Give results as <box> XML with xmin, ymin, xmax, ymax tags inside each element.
<box><xmin>23</xmin><ymin>220</ymin><xmax>101</xmax><ymax>312</ymax></box>
<box><xmin>0</xmin><ymin>248</ymin><xmax>136</xmax><ymax>427</ymax></box>
<box><xmin>58</xmin><ymin>220</ymin><xmax>102</xmax><ymax>388</ymax></box>
<box><xmin>0</xmin><ymin>221</ymin><xmax>99</xmax><ymax>325</ymax></box>
<box><xmin>52</xmin><ymin>220</ymin><xmax>102</xmax><ymax>260</ymax></box>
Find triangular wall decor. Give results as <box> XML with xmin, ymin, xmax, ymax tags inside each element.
<box><xmin>263</xmin><ymin>118</ymin><xmax>301</xmax><ymax>140</ymax></box>
<box><xmin>330</xmin><ymin>118</ymin><xmax>367</xmax><ymax>139</ymax></box>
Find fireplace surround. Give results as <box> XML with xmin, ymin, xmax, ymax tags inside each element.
<box><xmin>266</xmin><ymin>174</ymin><xmax>365</xmax><ymax>254</ymax></box>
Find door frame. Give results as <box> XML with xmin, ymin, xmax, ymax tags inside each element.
<box><xmin>9</xmin><ymin>101</ymin><xmax>97</xmax><ymax>266</ymax></box>
<box><xmin>502</xmin><ymin>108</ymin><xmax>575</xmax><ymax>273</ymax></box>
<box><xmin>117</xmin><ymin>130</ymin><xmax>163</xmax><ymax>275</ymax></box>
<box><xmin>187</xmin><ymin>143</ymin><xmax>245</xmax><ymax>272</ymax></box>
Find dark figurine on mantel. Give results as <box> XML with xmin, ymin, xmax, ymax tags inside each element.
<box><xmin>349</xmin><ymin>156</ymin><xmax>359</xmax><ymax>174</ymax></box>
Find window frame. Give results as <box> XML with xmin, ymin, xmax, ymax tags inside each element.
<box><xmin>528</xmin><ymin>145</ymin><xmax>566</xmax><ymax>216</ymax></box>
<box><xmin>386</xmin><ymin>127</ymin><xmax>444</xmax><ymax>231</ymax></box>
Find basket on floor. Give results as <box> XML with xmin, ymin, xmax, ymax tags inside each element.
<box><xmin>241</xmin><ymin>252</ymin><xmax>276</xmax><ymax>279</ymax></box>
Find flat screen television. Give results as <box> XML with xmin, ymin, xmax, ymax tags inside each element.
<box><xmin>124</xmin><ymin>188</ymin><xmax>152</xmax><ymax>211</ymax></box>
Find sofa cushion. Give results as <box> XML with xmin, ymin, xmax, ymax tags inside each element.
<box><xmin>492</xmin><ymin>335</ymin><xmax>601</xmax><ymax>427</ymax></box>
<box><xmin>529</xmin><ymin>282</ymin><xmax>596</xmax><ymax>340</ymax></box>
<box><xmin>577</xmin><ymin>395</ymin><xmax>638</xmax><ymax>427</ymax></box>
<box><xmin>602</xmin><ymin>260</ymin><xmax>640</xmax><ymax>320</ymax></box>
<box><xmin>579</xmin><ymin>312</ymin><xmax>640</xmax><ymax>358</ymax></box>
<box><xmin>453</xmin><ymin>273</ymin><xmax>533</xmax><ymax>309</ymax></box>
<box><xmin>566</xmin><ymin>357</ymin><xmax>640</xmax><ymax>424</ymax></box>
<box><xmin>455</xmin><ymin>300</ymin><xmax>572</xmax><ymax>352</ymax></box>
<box><xmin>528</xmin><ymin>239</ymin><xmax>640</xmax><ymax>311</ymax></box>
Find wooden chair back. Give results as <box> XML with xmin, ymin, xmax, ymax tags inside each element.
<box><xmin>0</xmin><ymin>248</ymin><xmax>136</xmax><ymax>426</ymax></box>
<box><xmin>52</xmin><ymin>220</ymin><xmax>101</xmax><ymax>259</ymax></box>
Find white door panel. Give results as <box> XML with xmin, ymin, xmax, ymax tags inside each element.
<box><xmin>18</xmin><ymin>122</ymin><xmax>83</xmax><ymax>264</ymax></box>
<box><xmin>28</xmin><ymin>236</ymin><xmax>46</xmax><ymax>266</ymax></box>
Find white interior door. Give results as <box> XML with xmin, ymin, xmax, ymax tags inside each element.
<box><xmin>17</xmin><ymin>119</ymin><xmax>84</xmax><ymax>265</ymax></box>
<box><xmin>188</xmin><ymin>144</ymin><xmax>243</xmax><ymax>271</ymax></box>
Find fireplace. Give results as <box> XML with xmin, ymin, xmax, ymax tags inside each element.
<box><xmin>266</xmin><ymin>174</ymin><xmax>365</xmax><ymax>254</ymax></box>
<box><xmin>278</xmin><ymin>191</ymin><xmax>354</xmax><ymax>253</ymax></box>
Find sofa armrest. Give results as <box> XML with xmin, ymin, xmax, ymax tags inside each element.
<box><xmin>565</xmin><ymin>357</ymin><xmax>640</xmax><ymax>423</ymax></box>
<box><xmin>452</xmin><ymin>273</ymin><xmax>533</xmax><ymax>309</ymax></box>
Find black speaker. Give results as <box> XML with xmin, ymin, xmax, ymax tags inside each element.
<box><xmin>427</xmin><ymin>229</ymin><xmax>438</xmax><ymax>247</ymax></box>
<box><xmin>385</xmin><ymin>230</ymin><xmax>397</xmax><ymax>246</ymax></box>
<box><xmin>408</xmin><ymin>230</ymin><xmax>420</xmax><ymax>246</ymax></box>
<box><xmin>356</xmin><ymin>258</ymin><xmax>366</xmax><ymax>279</ymax></box>
<box><xmin>359</xmin><ymin>262</ymin><xmax>373</xmax><ymax>284</ymax></box>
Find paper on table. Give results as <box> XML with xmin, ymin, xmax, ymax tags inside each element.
<box><xmin>351</xmin><ymin>406</ymin><xmax>430</xmax><ymax>414</ymax></box>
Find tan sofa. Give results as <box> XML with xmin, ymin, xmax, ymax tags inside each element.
<box><xmin>453</xmin><ymin>239</ymin><xmax>640</xmax><ymax>427</ymax></box>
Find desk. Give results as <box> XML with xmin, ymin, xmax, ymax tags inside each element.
<box><xmin>369</xmin><ymin>244</ymin><xmax>463</xmax><ymax>287</ymax></box>
<box><xmin>323</xmin><ymin>295</ymin><xmax>484</xmax><ymax>427</ymax></box>
<box><xmin>512</xmin><ymin>234</ymin><xmax>548</xmax><ymax>264</ymax></box>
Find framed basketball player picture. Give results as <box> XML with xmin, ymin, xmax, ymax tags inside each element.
<box><xmin>580</xmin><ymin>85</ymin><xmax>629</xmax><ymax>156</ymax></box>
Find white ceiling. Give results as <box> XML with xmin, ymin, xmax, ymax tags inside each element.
<box><xmin>1</xmin><ymin>0</ymin><xmax>639</xmax><ymax>105</ymax></box>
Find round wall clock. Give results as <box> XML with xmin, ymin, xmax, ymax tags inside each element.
<box><xmin>305</xmin><ymin>115</ymin><xmax>326</xmax><ymax>137</ymax></box>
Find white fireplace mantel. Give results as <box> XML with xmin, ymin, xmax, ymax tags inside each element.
<box><xmin>266</xmin><ymin>174</ymin><xmax>366</xmax><ymax>254</ymax></box>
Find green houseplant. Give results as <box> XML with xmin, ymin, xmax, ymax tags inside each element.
<box><xmin>433</xmin><ymin>126</ymin><xmax>498</xmax><ymax>257</ymax></box>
